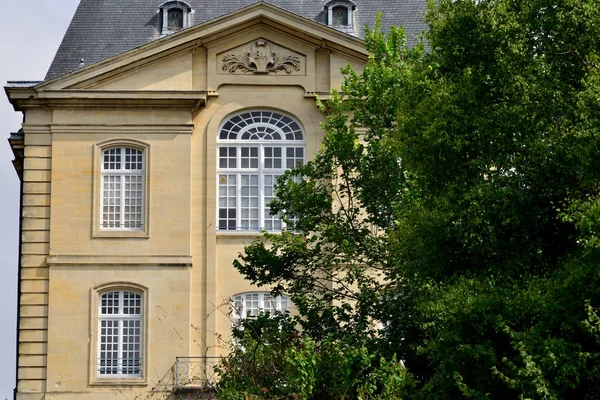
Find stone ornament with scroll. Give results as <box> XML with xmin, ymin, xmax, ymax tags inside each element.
<box><xmin>219</xmin><ymin>39</ymin><xmax>306</xmax><ymax>75</ymax></box>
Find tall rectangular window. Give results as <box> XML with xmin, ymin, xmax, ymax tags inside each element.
<box><xmin>217</xmin><ymin>147</ymin><xmax>303</xmax><ymax>231</ymax></box>
<box><xmin>101</xmin><ymin>148</ymin><xmax>144</xmax><ymax>230</ymax></box>
<box><xmin>98</xmin><ymin>290</ymin><xmax>143</xmax><ymax>377</ymax></box>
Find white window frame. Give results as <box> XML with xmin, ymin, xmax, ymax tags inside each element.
<box><xmin>232</xmin><ymin>292</ymin><xmax>291</xmax><ymax>326</ymax></box>
<box><xmin>325</xmin><ymin>0</ymin><xmax>355</xmax><ymax>27</ymax></box>
<box><xmin>97</xmin><ymin>290</ymin><xmax>143</xmax><ymax>378</ymax></box>
<box><xmin>158</xmin><ymin>0</ymin><xmax>192</xmax><ymax>36</ymax></box>
<box><xmin>100</xmin><ymin>147</ymin><xmax>145</xmax><ymax>231</ymax></box>
<box><xmin>216</xmin><ymin>110</ymin><xmax>305</xmax><ymax>232</ymax></box>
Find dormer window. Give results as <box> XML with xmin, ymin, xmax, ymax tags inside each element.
<box><xmin>324</xmin><ymin>0</ymin><xmax>356</xmax><ymax>34</ymax></box>
<box><xmin>167</xmin><ymin>8</ymin><xmax>184</xmax><ymax>31</ymax></box>
<box><xmin>159</xmin><ymin>1</ymin><xmax>192</xmax><ymax>36</ymax></box>
<box><xmin>332</xmin><ymin>6</ymin><xmax>348</xmax><ymax>26</ymax></box>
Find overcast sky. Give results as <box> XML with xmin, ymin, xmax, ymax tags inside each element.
<box><xmin>0</xmin><ymin>0</ymin><xmax>80</xmax><ymax>397</ymax></box>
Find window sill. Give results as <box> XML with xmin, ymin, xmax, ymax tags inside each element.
<box><xmin>216</xmin><ymin>231</ymin><xmax>266</xmax><ymax>238</ymax></box>
<box><xmin>90</xmin><ymin>377</ymin><xmax>147</xmax><ymax>387</ymax></box>
<box><xmin>215</xmin><ymin>230</ymin><xmax>295</xmax><ymax>237</ymax></box>
<box><xmin>93</xmin><ymin>230</ymin><xmax>150</xmax><ymax>239</ymax></box>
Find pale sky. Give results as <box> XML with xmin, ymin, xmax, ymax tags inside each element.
<box><xmin>0</xmin><ymin>1</ymin><xmax>80</xmax><ymax>397</ymax></box>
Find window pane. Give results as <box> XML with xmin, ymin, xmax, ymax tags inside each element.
<box><xmin>286</xmin><ymin>147</ymin><xmax>304</xmax><ymax>168</ymax></box>
<box><xmin>216</xmin><ymin>111</ymin><xmax>305</xmax><ymax>231</ymax></box>
<box><xmin>103</xmin><ymin>148</ymin><xmax>121</xmax><ymax>170</ymax></box>
<box><xmin>265</xmin><ymin>147</ymin><xmax>282</xmax><ymax>169</ymax></box>
<box><xmin>263</xmin><ymin>294</ymin><xmax>275</xmax><ymax>314</ymax></box>
<box><xmin>219</xmin><ymin>146</ymin><xmax>237</xmax><ymax>169</ymax></box>
<box><xmin>263</xmin><ymin>174</ymin><xmax>283</xmax><ymax>231</ymax></box>
<box><xmin>122</xmin><ymin>320</ymin><xmax>142</xmax><ymax>375</ymax></box>
<box><xmin>98</xmin><ymin>319</ymin><xmax>119</xmax><ymax>375</ymax></box>
<box><xmin>218</xmin><ymin>111</ymin><xmax>304</xmax><ymax>142</ymax></box>
<box><xmin>101</xmin><ymin>147</ymin><xmax>144</xmax><ymax>231</ymax></box>
<box><xmin>232</xmin><ymin>293</ymin><xmax>291</xmax><ymax>324</ymax></box>
<box><xmin>240</xmin><ymin>175</ymin><xmax>259</xmax><ymax>231</ymax></box>
<box><xmin>167</xmin><ymin>8</ymin><xmax>184</xmax><ymax>30</ymax></box>
<box><xmin>100</xmin><ymin>291</ymin><xmax>119</xmax><ymax>315</ymax></box>
<box><xmin>233</xmin><ymin>296</ymin><xmax>243</xmax><ymax>323</ymax></box>
<box><xmin>123</xmin><ymin>291</ymin><xmax>142</xmax><ymax>315</ymax></box>
<box><xmin>98</xmin><ymin>291</ymin><xmax>143</xmax><ymax>377</ymax></box>
<box><xmin>241</xmin><ymin>147</ymin><xmax>258</xmax><ymax>169</ymax></box>
<box><xmin>246</xmin><ymin>293</ymin><xmax>259</xmax><ymax>317</ymax></box>
<box><xmin>218</xmin><ymin>175</ymin><xmax>237</xmax><ymax>230</ymax></box>
<box><xmin>124</xmin><ymin>148</ymin><xmax>143</xmax><ymax>170</ymax></box>
<box><xmin>124</xmin><ymin>175</ymin><xmax>143</xmax><ymax>229</ymax></box>
<box><xmin>332</xmin><ymin>6</ymin><xmax>348</xmax><ymax>25</ymax></box>
<box><xmin>281</xmin><ymin>296</ymin><xmax>290</xmax><ymax>312</ymax></box>
<box><xmin>102</xmin><ymin>175</ymin><xmax>122</xmax><ymax>228</ymax></box>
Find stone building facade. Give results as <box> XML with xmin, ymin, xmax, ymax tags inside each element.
<box><xmin>4</xmin><ymin>0</ymin><xmax>425</xmax><ymax>398</ymax></box>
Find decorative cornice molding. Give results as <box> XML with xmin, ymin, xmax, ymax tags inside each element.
<box><xmin>47</xmin><ymin>254</ymin><xmax>193</xmax><ymax>267</ymax></box>
<box><xmin>21</xmin><ymin>124</ymin><xmax>52</xmax><ymax>134</ymax></box>
<box><xmin>7</xmin><ymin>89</ymin><xmax>207</xmax><ymax>111</ymax></box>
<box><xmin>221</xmin><ymin>40</ymin><xmax>301</xmax><ymax>75</ymax></box>
<box><xmin>49</xmin><ymin>124</ymin><xmax>194</xmax><ymax>135</ymax></box>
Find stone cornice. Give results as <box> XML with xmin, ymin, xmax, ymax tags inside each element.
<box><xmin>21</xmin><ymin>124</ymin><xmax>52</xmax><ymax>134</ymax></box>
<box><xmin>49</xmin><ymin>124</ymin><xmax>194</xmax><ymax>135</ymax></box>
<box><xmin>6</xmin><ymin>89</ymin><xmax>207</xmax><ymax>111</ymax></box>
<box><xmin>304</xmin><ymin>91</ymin><xmax>334</xmax><ymax>99</ymax></box>
<box><xmin>47</xmin><ymin>254</ymin><xmax>193</xmax><ymax>267</ymax></box>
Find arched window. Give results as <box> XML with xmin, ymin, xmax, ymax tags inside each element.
<box><xmin>232</xmin><ymin>292</ymin><xmax>291</xmax><ymax>325</ymax></box>
<box><xmin>217</xmin><ymin>110</ymin><xmax>305</xmax><ymax>231</ymax></box>
<box><xmin>101</xmin><ymin>147</ymin><xmax>144</xmax><ymax>230</ymax></box>
<box><xmin>98</xmin><ymin>290</ymin><xmax>143</xmax><ymax>377</ymax></box>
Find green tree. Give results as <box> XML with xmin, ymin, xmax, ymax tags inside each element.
<box><xmin>216</xmin><ymin>314</ymin><xmax>415</xmax><ymax>399</ymax></box>
<box><xmin>230</xmin><ymin>0</ymin><xmax>600</xmax><ymax>398</ymax></box>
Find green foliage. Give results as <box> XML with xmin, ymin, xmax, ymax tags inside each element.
<box><xmin>216</xmin><ymin>314</ymin><xmax>314</xmax><ymax>400</ymax></box>
<box><xmin>216</xmin><ymin>314</ymin><xmax>415</xmax><ymax>399</ymax></box>
<box><xmin>230</xmin><ymin>0</ymin><xmax>600</xmax><ymax>398</ymax></box>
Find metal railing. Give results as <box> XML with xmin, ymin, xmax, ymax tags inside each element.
<box><xmin>174</xmin><ymin>356</ymin><xmax>225</xmax><ymax>389</ymax></box>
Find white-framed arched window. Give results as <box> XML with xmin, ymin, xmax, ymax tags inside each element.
<box><xmin>97</xmin><ymin>289</ymin><xmax>143</xmax><ymax>377</ymax></box>
<box><xmin>232</xmin><ymin>292</ymin><xmax>291</xmax><ymax>326</ymax></box>
<box><xmin>217</xmin><ymin>110</ymin><xmax>305</xmax><ymax>231</ymax></box>
<box><xmin>101</xmin><ymin>147</ymin><xmax>145</xmax><ymax>230</ymax></box>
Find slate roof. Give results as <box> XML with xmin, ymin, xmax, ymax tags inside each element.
<box><xmin>45</xmin><ymin>0</ymin><xmax>428</xmax><ymax>81</ymax></box>
<box><xmin>5</xmin><ymin>81</ymin><xmax>42</xmax><ymax>88</ymax></box>
<box><xmin>9</xmin><ymin>129</ymin><xmax>24</xmax><ymax>141</ymax></box>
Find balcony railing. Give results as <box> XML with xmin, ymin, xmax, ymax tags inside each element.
<box><xmin>174</xmin><ymin>356</ymin><xmax>225</xmax><ymax>389</ymax></box>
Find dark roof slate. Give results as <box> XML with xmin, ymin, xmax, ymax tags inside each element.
<box><xmin>9</xmin><ymin>129</ymin><xmax>24</xmax><ymax>141</ymax></box>
<box><xmin>5</xmin><ymin>81</ymin><xmax>42</xmax><ymax>88</ymax></box>
<box><xmin>45</xmin><ymin>0</ymin><xmax>428</xmax><ymax>81</ymax></box>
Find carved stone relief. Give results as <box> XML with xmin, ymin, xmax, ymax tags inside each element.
<box><xmin>219</xmin><ymin>39</ymin><xmax>305</xmax><ymax>75</ymax></box>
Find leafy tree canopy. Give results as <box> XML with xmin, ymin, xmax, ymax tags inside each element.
<box><xmin>217</xmin><ymin>314</ymin><xmax>415</xmax><ymax>400</ymax></box>
<box><xmin>224</xmin><ymin>0</ymin><xmax>600</xmax><ymax>398</ymax></box>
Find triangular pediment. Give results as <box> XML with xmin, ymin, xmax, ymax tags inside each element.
<box><xmin>35</xmin><ymin>2</ymin><xmax>368</xmax><ymax>92</ymax></box>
